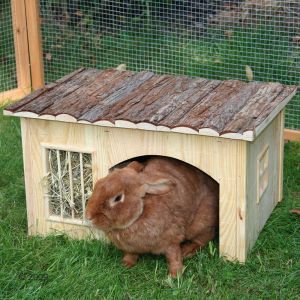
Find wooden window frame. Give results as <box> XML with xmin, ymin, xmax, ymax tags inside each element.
<box><xmin>41</xmin><ymin>143</ymin><xmax>95</xmax><ymax>226</ymax></box>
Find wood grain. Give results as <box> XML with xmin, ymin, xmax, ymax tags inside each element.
<box><xmin>5</xmin><ymin>68</ymin><xmax>297</xmax><ymax>141</ymax></box>
<box><xmin>245</xmin><ymin>114</ymin><xmax>282</xmax><ymax>252</ymax></box>
<box><xmin>284</xmin><ymin>128</ymin><xmax>300</xmax><ymax>142</ymax></box>
<box><xmin>0</xmin><ymin>87</ymin><xmax>31</xmax><ymax>103</ymax></box>
<box><xmin>11</xmin><ymin>0</ymin><xmax>31</xmax><ymax>93</ymax></box>
<box><xmin>24</xmin><ymin>0</ymin><xmax>44</xmax><ymax>89</ymax></box>
<box><xmin>19</xmin><ymin>112</ymin><xmax>285</xmax><ymax>261</ymax></box>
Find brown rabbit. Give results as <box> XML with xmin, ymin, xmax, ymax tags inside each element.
<box><xmin>85</xmin><ymin>157</ymin><xmax>218</xmax><ymax>277</ymax></box>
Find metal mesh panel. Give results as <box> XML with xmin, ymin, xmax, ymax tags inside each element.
<box><xmin>40</xmin><ymin>1</ymin><xmax>299</xmax><ymax>129</ymax></box>
<box><xmin>0</xmin><ymin>0</ymin><xmax>17</xmax><ymax>92</ymax></box>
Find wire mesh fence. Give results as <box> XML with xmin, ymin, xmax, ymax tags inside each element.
<box><xmin>0</xmin><ymin>0</ymin><xmax>17</xmax><ymax>93</ymax></box>
<box><xmin>0</xmin><ymin>1</ymin><xmax>298</xmax><ymax>129</ymax></box>
<box><xmin>39</xmin><ymin>0</ymin><xmax>300</xmax><ymax>130</ymax></box>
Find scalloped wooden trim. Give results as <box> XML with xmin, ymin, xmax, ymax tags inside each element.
<box><xmin>55</xmin><ymin>114</ymin><xmax>77</xmax><ymax>122</ymax></box>
<box><xmin>156</xmin><ymin>125</ymin><xmax>170</xmax><ymax>132</ymax></box>
<box><xmin>115</xmin><ymin>120</ymin><xmax>136</xmax><ymax>129</ymax></box>
<box><xmin>39</xmin><ymin>114</ymin><xmax>55</xmax><ymax>120</ymax></box>
<box><xmin>171</xmin><ymin>127</ymin><xmax>198</xmax><ymax>135</ymax></box>
<box><xmin>221</xmin><ymin>132</ymin><xmax>243</xmax><ymax>140</ymax></box>
<box><xmin>5</xmin><ymin>111</ymin><xmax>289</xmax><ymax>142</ymax></box>
<box><xmin>198</xmin><ymin>128</ymin><xmax>219</xmax><ymax>137</ymax></box>
<box><xmin>13</xmin><ymin>111</ymin><xmax>39</xmax><ymax>119</ymax></box>
<box><xmin>3</xmin><ymin>110</ymin><xmax>13</xmax><ymax>116</ymax></box>
<box><xmin>136</xmin><ymin>122</ymin><xmax>156</xmax><ymax>131</ymax></box>
<box><xmin>94</xmin><ymin>120</ymin><xmax>114</xmax><ymax>127</ymax></box>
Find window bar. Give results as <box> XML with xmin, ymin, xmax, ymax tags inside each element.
<box><xmin>79</xmin><ymin>152</ymin><xmax>86</xmax><ymax>220</ymax></box>
<box><xmin>67</xmin><ymin>151</ymin><xmax>75</xmax><ymax>219</ymax></box>
<box><xmin>56</xmin><ymin>149</ymin><xmax>63</xmax><ymax>218</ymax></box>
<box><xmin>48</xmin><ymin>150</ymin><xmax>57</xmax><ymax>215</ymax></box>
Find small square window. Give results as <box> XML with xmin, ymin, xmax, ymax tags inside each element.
<box><xmin>257</xmin><ymin>146</ymin><xmax>269</xmax><ymax>203</ymax></box>
<box><xmin>45</xmin><ymin>148</ymin><xmax>93</xmax><ymax>223</ymax></box>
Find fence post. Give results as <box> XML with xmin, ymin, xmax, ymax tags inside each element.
<box><xmin>11</xmin><ymin>0</ymin><xmax>31</xmax><ymax>94</ymax></box>
<box><xmin>24</xmin><ymin>0</ymin><xmax>45</xmax><ymax>90</ymax></box>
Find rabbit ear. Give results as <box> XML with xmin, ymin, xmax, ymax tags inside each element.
<box><xmin>144</xmin><ymin>179</ymin><xmax>175</xmax><ymax>195</ymax></box>
<box><xmin>127</xmin><ymin>161</ymin><xmax>144</xmax><ymax>173</ymax></box>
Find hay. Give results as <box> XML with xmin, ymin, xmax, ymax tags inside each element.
<box><xmin>45</xmin><ymin>149</ymin><xmax>93</xmax><ymax>220</ymax></box>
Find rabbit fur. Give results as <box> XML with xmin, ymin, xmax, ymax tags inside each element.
<box><xmin>86</xmin><ymin>156</ymin><xmax>218</xmax><ymax>277</ymax></box>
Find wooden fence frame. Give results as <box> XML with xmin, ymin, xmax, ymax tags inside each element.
<box><xmin>0</xmin><ymin>0</ymin><xmax>299</xmax><ymax>141</ymax></box>
<box><xmin>0</xmin><ymin>0</ymin><xmax>44</xmax><ymax>103</ymax></box>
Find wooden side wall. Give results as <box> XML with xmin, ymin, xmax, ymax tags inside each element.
<box><xmin>21</xmin><ymin>118</ymin><xmax>252</xmax><ymax>261</ymax></box>
<box><xmin>245</xmin><ymin>112</ymin><xmax>284</xmax><ymax>253</ymax></box>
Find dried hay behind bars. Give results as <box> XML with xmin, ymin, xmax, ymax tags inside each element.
<box><xmin>44</xmin><ymin>149</ymin><xmax>93</xmax><ymax>220</ymax></box>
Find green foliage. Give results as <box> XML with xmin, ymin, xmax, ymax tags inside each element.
<box><xmin>0</xmin><ymin>106</ymin><xmax>300</xmax><ymax>299</ymax></box>
<box><xmin>41</xmin><ymin>11</ymin><xmax>300</xmax><ymax>86</ymax></box>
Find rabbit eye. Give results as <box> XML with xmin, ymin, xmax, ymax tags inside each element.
<box><xmin>109</xmin><ymin>193</ymin><xmax>124</xmax><ymax>207</ymax></box>
<box><xmin>114</xmin><ymin>194</ymin><xmax>124</xmax><ymax>202</ymax></box>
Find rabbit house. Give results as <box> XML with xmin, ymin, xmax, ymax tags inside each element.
<box><xmin>4</xmin><ymin>67</ymin><xmax>297</xmax><ymax>262</ymax></box>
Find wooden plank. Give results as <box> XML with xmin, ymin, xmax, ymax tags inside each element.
<box><xmin>79</xmin><ymin>71</ymin><xmax>155</xmax><ymax>122</ymax></box>
<box><xmin>160</xmin><ymin>80</ymin><xmax>221</xmax><ymax>127</ymax></box>
<box><xmin>56</xmin><ymin>149</ymin><xmax>63</xmax><ymax>218</ymax></box>
<box><xmin>23</xmin><ymin>118</ymin><xmax>48</xmax><ymax>235</ymax></box>
<box><xmin>5</xmin><ymin>68</ymin><xmax>297</xmax><ymax>142</ymax></box>
<box><xmin>15</xmin><ymin>69</ymin><xmax>118</xmax><ymax>115</ymax></box>
<box><xmin>11</xmin><ymin>0</ymin><xmax>31</xmax><ymax>92</ymax></box>
<box><xmin>111</xmin><ymin>75</ymin><xmax>208</xmax><ymax>126</ymax></box>
<box><xmin>222</xmin><ymin>83</ymin><xmax>284</xmax><ymax>134</ymax></box>
<box><xmin>109</xmin><ymin>76</ymin><xmax>178</xmax><ymax>123</ymax></box>
<box><xmin>253</xmin><ymin>86</ymin><xmax>298</xmax><ymax>137</ymax></box>
<box><xmin>147</xmin><ymin>78</ymin><xmax>210</xmax><ymax>124</ymax></box>
<box><xmin>245</xmin><ymin>114</ymin><xmax>281</xmax><ymax>252</ymax></box>
<box><xmin>24</xmin><ymin>0</ymin><xmax>44</xmax><ymax>90</ymax></box>
<box><xmin>284</xmin><ymin>128</ymin><xmax>300</xmax><ymax>142</ymax></box>
<box><xmin>217</xmin><ymin>138</ymin><xmax>238</xmax><ymax>260</ymax></box>
<box><xmin>42</xmin><ymin>69</ymin><xmax>133</xmax><ymax>118</ymax></box>
<box><xmin>80</xmin><ymin>153</ymin><xmax>86</xmax><ymax>219</ymax></box>
<box><xmin>4</xmin><ymin>68</ymin><xmax>86</xmax><ymax>112</ymax></box>
<box><xmin>176</xmin><ymin>80</ymin><xmax>247</xmax><ymax>130</ymax></box>
<box><xmin>0</xmin><ymin>87</ymin><xmax>31</xmax><ymax>103</ymax></box>
<box><xmin>16</xmin><ymin>69</ymin><xmax>100</xmax><ymax>114</ymax></box>
<box><xmin>278</xmin><ymin>111</ymin><xmax>285</xmax><ymax>202</ymax></box>
<box><xmin>47</xmin><ymin>220</ymin><xmax>105</xmax><ymax>240</ymax></box>
<box><xmin>68</xmin><ymin>151</ymin><xmax>75</xmax><ymax>219</ymax></box>
<box><xmin>105</xmin><ymin>74</ymin><xmax>172</xmax><ymax>119</ymax></box>
<box><xmin>20</xmin><ymin>118</ymin><xmax>36</xmax><ymax>234</ymax></box>
<box><xmin>200</xmin><ymin>82</ymin><xmax>265</xmax><ymax>132</ymax></box>
<box><xmin>236</xmin><ymin>141</ymin><xmax>247</xmax><ymax>262</ymax></box>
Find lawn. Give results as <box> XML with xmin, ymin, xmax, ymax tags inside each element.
<box><xmin>1</xmin><ymin>1</ymin><xmax>300</xmax><ymax>298</ymax></box>
<box><xmin>0</xmin><ymin>106</ymin><xmax>299</xmax><ymax>299</ymax></box>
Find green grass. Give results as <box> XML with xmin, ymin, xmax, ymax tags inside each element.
<box><xmin>40</xmin><ymin>17</ymin><xmax>300</xmax><ymax>130</ymax></box>
<box><xmin>42</xmin><ymin>22</ymin><xmax>300</xmax><ymax>85</ymax></box>
<box><xmin>0</xmin><ymin>106</ymin><xmax>299</xmax><ymax>299</ymax></box>
<box><xmin>1</xmin><ymin>5</ymin><xmax>300</xmax><ymax>298</ymax></box>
